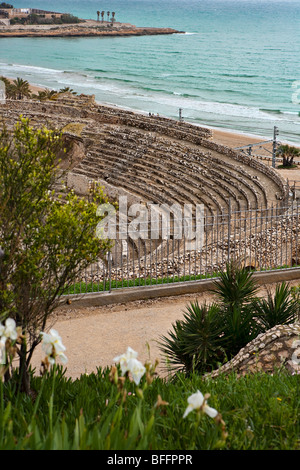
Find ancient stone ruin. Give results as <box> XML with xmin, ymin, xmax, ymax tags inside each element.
<box><xmin>1</xmin><ymin>93</ymin><xmax>297</xmax><ymax>281</ymax></box>
<box><xmin>207</xmin><ymin>323</ymin><xmax>300</xmax><ymax>378</ymax></box>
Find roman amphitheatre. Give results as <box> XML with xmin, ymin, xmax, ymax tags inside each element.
<box><xmin>0</xmin><ymin>91</ymin><xmax>299</xmax><ymax>378</ymax></box>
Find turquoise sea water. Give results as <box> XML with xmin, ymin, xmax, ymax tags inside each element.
<box><xmin>1</xmin><ymin>0</ymin><xmax>300</xmax><ymax>143</ymax></box>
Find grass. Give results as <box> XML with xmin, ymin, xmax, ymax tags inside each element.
<box><xmin>63</xmin><ymin>264</ymin><xmax>300</xmax><ymax>295</ymax></box>
<box><xmin>64</xmin><ymin>271</ymin><xmax>222</xmax><ymax>295</ymax></box>
<box><xmin>277</xmin><ymin>164</ymin><xmax>298</xmax><ymax>169</ymax></box>
<box><xmin>0</xmin><ymin>366</ymin><xmax>299</xmax><ymax>450</ymax></box>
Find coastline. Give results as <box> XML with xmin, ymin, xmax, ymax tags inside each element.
<box><xmin>2</xmin><ymin>78</ymin><xmax>300</xmax><ymax>180</ymax></box>
<box><xmin>2</xmin><ymin>78</ymin><xmax>267</xmax><ymax>148</ymax></box>
<box><xmin>0</xmin><ymin>19</ymin><xmax>184</xmax><ymax>38</ymax></box>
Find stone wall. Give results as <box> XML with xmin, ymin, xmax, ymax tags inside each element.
<box><xmin>207</xmin><ymin>323</ymin><xmax>300</xmax><ymax>378</ymax></box>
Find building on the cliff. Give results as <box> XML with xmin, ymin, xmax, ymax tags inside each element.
<box><xmin>0</xmin><ymin>8</ymin><xmax>66</xmax><ymax>21</ymax></box>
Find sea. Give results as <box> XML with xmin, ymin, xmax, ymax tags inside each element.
<box><xmin>0</xmin><ymin>0</ymin><xmax>300</xmax><ymax>144</ymax></box>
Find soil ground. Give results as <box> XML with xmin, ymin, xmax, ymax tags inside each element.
<box><xmin>30</xmin><ymin>279</ymin><xmax>300</xmax><ymax>380</ymax></box>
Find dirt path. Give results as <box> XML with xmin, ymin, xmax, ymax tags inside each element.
<box><xmin>30</xmin><ymin>280</ymin><xmax>300</xmax><ymax>380</ymax></box>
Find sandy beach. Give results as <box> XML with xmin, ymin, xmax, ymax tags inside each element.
<box><xmin>5</xmin><ymin>78</ymin><xmax>300</xmax><ymax>159</ymax></box>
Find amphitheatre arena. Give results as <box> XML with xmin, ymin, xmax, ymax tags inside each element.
<box><xmin>1</xmin><ymin>92</ymin><xmax>298</xmax><ymax>279</ymax></box>
<box><xmin>1</xmin><ymin>92</ymin><xmax>300</xmax><ymax>377</ymax></box>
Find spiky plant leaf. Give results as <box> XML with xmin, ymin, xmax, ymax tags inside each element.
<box><xmin>251</xmin><ymin>282</ymin><xmax>299</xmax><ymax>332</ymax></box>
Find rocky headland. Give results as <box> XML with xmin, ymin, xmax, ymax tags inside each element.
<box><xmin>0</xmin><ymin>19</ymin><xmax>184</xmax><ymax>37</ymax></box>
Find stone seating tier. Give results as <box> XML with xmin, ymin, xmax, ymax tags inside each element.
<box><xmin>0</xmin><ymin>100</ymin><xmax>288</xmax><ymax>215</ymax></box>
<box><xmin>75</xmin><ymin>125</ymin><xmax>271</xmax><ymax>213</ymax></box>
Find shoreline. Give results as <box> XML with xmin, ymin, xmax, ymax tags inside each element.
<box><xmin>93</xmin><ymin>101</ymin><xmax>300</xmax><ymax>151</ymax></box>
<box><xmin>2</xmin><ymin>77</ymin><xmax>300</xmax><ymax>177</ymax></box>
<box><xmin>0</xmin><ymin>19</ymin><xmax>184</xmax><ymax>38</ymax></box>
<box><xmin>2</xmin><ymin>77</ymin><xmax>268</xmax><ymax>148</ymax></box>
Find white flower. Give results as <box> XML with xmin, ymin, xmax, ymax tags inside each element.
<box><xmin>41</xmin><ymin>328</ymin><xmax>68</xmax><ymax>365</ymax></box>
<box><xmin>0</xmin><ymin>318</ymin><xmax>18</xmax><ymax>341</ymax></box>
<box><xmin>0</xmin><ymin>318</ymin><xmax>19</xmax><ymax>365</ymax></box>
<box><xmin>0</xmin><ymin>337</ymin><xmax>7</xmax><ymax>365</ymax></box>
<box><xmin>113</xmin><ymin>347</ymin><xmax>146</xmax><ymax>385</ymax></box>
<box><xmin>113</xmin><ymin>347</ymin><xmax>139</xmax><ymax>375</ymax></box>
<box><xmin>127</xmin><ymin>358</ymin><xmax>146</xmax><ymax>385</ymax></box>
<box><xmin>183</xmin><ymin>390</ymin><xmax>218</xmax><ymax>419</ymax></box>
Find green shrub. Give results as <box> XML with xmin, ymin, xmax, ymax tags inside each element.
<box><xmin>251</xmin><ymin>281</ymin><xmax>299</xmax><ymax>331</ymax></box>
<box><xmin>291</xmin><ymin>285</ymin><xmax>300</xmax><ymax>316</ymax></box>
<box><xmin>159</xmin><ymin>262</ymin><xmax>299</xmax><ymax>375</ymax></box>
<box><xmin>60</xmin><ymin>14</ymin><xmax>82</xmax><ymax>24</ymax></box>
<box><xmin>158</xmin><ymin>302</ymin><xmax>226</xmax><ymax>374</ymax></box>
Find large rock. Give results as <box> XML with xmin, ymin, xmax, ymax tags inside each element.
<box><xmin>207</xmin><ymin>323</ymin><xmax>300</xmax><ymax>378</ymax></box>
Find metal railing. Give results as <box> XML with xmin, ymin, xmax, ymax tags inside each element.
<box><xmin>287</xmin><ymin>180</ymin><xmax>300</xmax><ymax>194</ymax></box>
<box><xmin>234</xmin><ymin>126</ymin><xmax>300</xmax><ymax>167</ymax></box>
<box><xmin>64</xmin><ymin>201</ymin><xmax>300</xmax><ymax>296</ymax></box>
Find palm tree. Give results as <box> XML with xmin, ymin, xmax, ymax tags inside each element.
<box><xmin>97</xmin><ymin>10</ymin><xmax>100</xmax><ymax>22</ymax></box>
<box><xmin>59</xmin><ymin>86</ymin><xmax>77</xmax><ymax>95</ymax></box>
<box><xmin>211</xmin><ymin>261</ymin><xmax>261</xmax><ymax>356</ymax></box>
<box><xmin>158</xmin><ymin>302</ymin><xmax>226</xmax><ymax>374</ymax></box>
<box><xmin>32</xmin><ymin>88</ymin><xmax>59</xmax><ymax>101</ymax></box>
<box><xmin>211</xmin><ymin>260</ymin><xmax>259</xmax><ymax>311</ymax></box>
<box><xmin>107</xmin><ymin>11</ymin><xmax>110</xmax><ymax>22</ymax></box>
<box><xmin>11</xmin><ymin>77</ymin><xmax>31</xmax><ymax>100</ymax></box>
<box><xmin>111</xmin><ymin>11</ymin><xmax>116</xmax><ymax>26</ymax></box>
<box><xmin>276</xmin><ymin>144</ymin><xmax>300</xmax><ymax>168</ymax></box>
<box><xmin>31</xmin><ymin>90</ymin><xmax>47</xmax><ymax>101</ymax></box>
<box><xmin>158</xmin><ymin>262</ymin><xmax>300</xmax><ymax>376</ymax></box>
<box><xmin>44</xmin><ymin>89</ymin><xmax>60</xmax><ymax>100</ymax></box>
<box><xmin>101</xmin><ymin>11</ymin><xmax>105</xmax><ymax>22</ymax></box>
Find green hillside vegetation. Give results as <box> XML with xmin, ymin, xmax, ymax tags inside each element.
<box><xmin>9</xmin><ymin>13</ymin><xmax>83</xmax><ymax>25</ymax></box>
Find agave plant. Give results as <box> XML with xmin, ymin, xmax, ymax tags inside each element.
<box><xmin>159</xmin><ymin>301</ymin><xmax>226</xmax><ymax>374</ymax></box>
<box><xmin>211</xmin><ymin>261</ymin><xmax>259</xmax><ymax>310</ymax></box>
<box><xmin>251</xmin><ymin>282</ymin><xmax>299</xmax><ymax>332</ymax></box>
